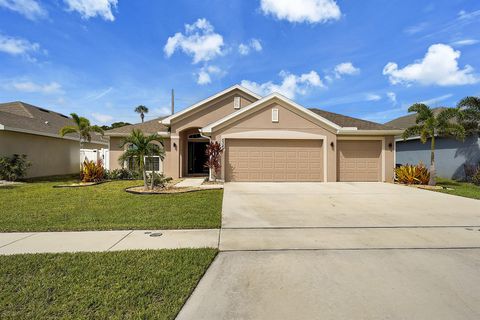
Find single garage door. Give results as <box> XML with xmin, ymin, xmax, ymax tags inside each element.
<box><xmin>226</xmin><ymin>139</ymin><xmax>323</xmax><ymax>182</ymax></box>
<box><xmin>337</xmin><ymin>140</ymin><xmax>382</xmax><ymax>182</ymax></box>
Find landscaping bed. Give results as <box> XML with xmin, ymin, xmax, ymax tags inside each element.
<box><xmin>0</xmin><ymin>178</ymin><xmax>223</xmax><ymax>231</ymax></box>
<box><xmin>0</xmin><ymin>249</ymin><xmax>217</xmax><ymax>320</ymax></box>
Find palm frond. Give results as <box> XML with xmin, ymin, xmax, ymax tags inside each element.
<box><xmin>59</xmin><ymin>126</ymin><xmax>78</xmax><ymax>137</ymax></box>
<box><xmin>402</xmin><ymin>125</ymin><xmax>422</xmax><ymax>140</ymax></box>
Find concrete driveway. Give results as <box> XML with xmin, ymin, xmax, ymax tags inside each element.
<box><xmin>222</xmin><ymin>182</ymin><xmax>480</xmax><ymax>228</ymax></box>
<box><xmin>177</xmin><ymin>182</ymin><xmax>480</xmax><ymax>319</ymax></box>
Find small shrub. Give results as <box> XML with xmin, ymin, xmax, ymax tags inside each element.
<box><xmin>0</xmin><ymin>154</ymin><xmax>31</xmax><ymax>181</ymax></box>
<box><xmin>464</xmin><ymin>163</ymin><xmax>480</xmax><ymax>183</ymax></box>
<box><xmin>148</xmin><ymin>173</ymin><xmax>172</xmax><ymax>188</ymax></box>
<box><xmin>472</xmin><ymin>168</ymin><xmax>480</xmax><ymax>186</ymax></box>
<box><xmin>81</xmin><ymin>160</ymin><xmax>105</xmax><ymax>183</ymax></box>
<box><xmin>395</xmin><ymin>162</ymin><xmax>430</xmax><ymax>185</ymax></box>
<box><xmin>106</xmin><ymin>168</ymin><xmax>139</xmax><ymax>180</ymax></box>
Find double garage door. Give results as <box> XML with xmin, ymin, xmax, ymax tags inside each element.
<box><xmin>225</xmin><ymin>139</ymin><xmax>382</xmax><ymax>182</ymax></box>
<box><xmin>225</xmin><ymin>139</ymin><xmax>323</xmax><ymax>182</ymax></box>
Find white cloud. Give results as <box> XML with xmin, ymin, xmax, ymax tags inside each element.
<box><xmin>92</xmin><ymin>112</ymin><xmax>113</xmax><ymax>124</ymax></box>
<box><xmin>420</xmin><ymin>93</ymin><xmax>453</xmax><ymax>105</ymax></box>
<box><xmin>0</xmin><ymin>0</ymin><xmax>47</xmax><ymax>20</ymax></box>
<box><xmin>334</xmin><ymin>62</ymin><xmax>360</xmax><ymax>78</ymax></box>
<box><xmin>196</xmin><ymin>65</ymin><xmax>224</xmax><ymax>85</ymax></box>
<box><xmin>404</xmin><ymin>22</ymin><xmax>428</xmax><ymax>35</ymax></box>
<box><xmin>365</xmin><ymin>93</ymin><xmax>381</xmax><ymax>101</ymax></box>
<box><xmin>241</xmin><ymin>70</ymin><xmax>324</xmax><ymax>99</ymax></box>
<box><xmin>450</xmin><ymin>39</ymin><xmax>479</xmax><ymax>47</ymax></box>
<box><xmin>9</xmin><ymin>81</ymin><xmax>63</xmax><ymax>94</ymax></box>
<box><xmin>260</xmin><ymin>0</ymin><xmax>341</xmax><ymax>24</ymax></box>
<box><xmin>458</xmin><ymin>9</ymin><xmax>480</xmax><ymax>20</ymax></box>
<box><xmin>164</xmin><ymin>18</ymin><xmax>224</xmax><ymax>64</ymax></box>
<box><xmin>0</xmin><ymin>34</ymin><xmax>40</xmax><ymax>57</ymax></box>
<box><xmin>383</xmin><ymin>43</ymin><xmax>479</xmax><ymax>86</ymax></box>
<box><xmin>386</xmin><ymin>91</ymin><xmax>397</xmax><ymax>103</ymax></box>
<box><xmin>63</xmin><ymin>0</ymin><xmax>117</xmax><ymax>21</ymax></box>
<box><xmin>238</xmin><ymin>38</ymin><xmax>263</xmax><ymax>55</ymax></box>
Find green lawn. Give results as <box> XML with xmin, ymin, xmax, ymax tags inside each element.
<box><xmin>0</xmin><ymin>178</ymin><xmax>222</xmax><ymax>232</ymax></box>
<box><xmin>436</xmin><ymin>178</ymin><xmax>480</xmax><ymax>200</ymax></box>
<box><xmin>0</xmin><ymin>249</ymin><xmax>217</xmax><ymax>320</ymax></box>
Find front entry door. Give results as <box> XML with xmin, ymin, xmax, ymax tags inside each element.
<box><xmin>188</xmin><ymin>141</ymin><xmax>208</xmax><ymax>174</ymax></box>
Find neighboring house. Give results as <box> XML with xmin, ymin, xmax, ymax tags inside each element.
<box><xmin>0</xmin><ymin>102</ymin><xmax>108</xmax><ymax>178</ymax></box>
<box><xmin>386</xmin><ymin>108</ymin><xmax>480</xmax><ymax>180</ymax></box>
<box><xmin>107</xmin><ymin>85</ymin><xmax>401</xmax><ymax>182</ymax></box>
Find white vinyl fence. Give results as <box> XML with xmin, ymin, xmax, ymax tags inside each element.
<box><xmin>80</xmin><ymin>148</ymin><xmax>109</xmax><ymax>170</ymax></box>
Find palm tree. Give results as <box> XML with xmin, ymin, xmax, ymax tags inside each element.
<box><xmin>118</xmin><ymin>129</ymin><xmax>164</xmax><ymax>189</ymax></box>
<box><xmin>458</xmin><ymin>96</ymin><xmax>480</xmax><ymax>133</ymax></box>
<box><xmin>59</xmin><ymin>113</ymin><xmax>104</xmax><ymax>149</ymax></box>
<box><xmin>134</xmin><ymin>105</ymin><xmax>149</xmax><ymax>123</ymax></box>
<box><xmin>402</xmin><ymin>103</ymin><xmax>465</xmax><ymax>186</ymax></box>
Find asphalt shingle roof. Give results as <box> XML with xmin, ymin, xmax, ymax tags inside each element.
<box><xmin>105</xmin><ymin>117</ymin><xmax>169</xmax><ymax>135</ymax></box>
<box><xmin>384</xmin><ymin>107</ymin><xmax>447</xmax><ymax>129</ymax></box>
<box><xmin>0</xmin><ymin>101</ymin><xmax>107</xmax><ymax>144</ymax></box>
<box><xmin>309</xmin><ymin>108</ymin><xmax>399</xmax><ymax>130</ymax></box>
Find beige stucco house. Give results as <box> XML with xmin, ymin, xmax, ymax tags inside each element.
<box><xmin>0</xmin><ymin>102</ymin><xmax>108</xmax><ymax>178</ymax></box>
<box><xmin>106</xmin><ymin>85</ymin><xmax>402</xmax><ymax>182</ymax></box>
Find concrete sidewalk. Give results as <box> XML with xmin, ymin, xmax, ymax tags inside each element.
<box><xmin>0</xmin><ymin>229</ymin><xmax>219</xmax><ymax>255</ymax></box>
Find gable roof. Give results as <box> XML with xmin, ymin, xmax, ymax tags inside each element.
<box><xmin>385</xmin><ymin>107</ymin><xmax>447</xmax><ymax>129</ymax></box>
<box><xmin>309</xmin><ymin>108</ymin><xmax>399</xmax><ymax>130</ymax></box>
<box><xmin>200</xmin><ymin>93</ymin><xmax>403</xmax><ymax>135</ymax></box>
<box><xmin>105</xmin><ymin>117</ymin><xmax>169</xmax><ymax>136</ymax></box>
<box><xmin>200</xmin><ymin>93</ymin><xmax>342</xmax><ymax>134</ymax></box>
<box><xmin>160</xmin><ymin>84</ymin><xmax>261</xmax><ymax>125</ymax></box>
<box><xmin>0</xmin><ymin>101</ymin><xmax>108</xmax><ymax>144</ymax></box>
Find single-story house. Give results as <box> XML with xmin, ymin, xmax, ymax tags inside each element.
<box><xmin>0</xmin><ymin>101</ymin><xmax>108</xmax><ymax>178</ymax></box>
<box><xmin>106</xmin><ymin>85</ymin><xmax>402</xmax><ymax>182</ymax></box>
<box><xmin>386</xmin><ymin>108</ymin><xmax>480</xmax><ymax>180</ymax></box>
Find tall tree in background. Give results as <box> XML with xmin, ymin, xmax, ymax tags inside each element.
<box><xmin>59</xmin><ymin>113</ymin><xmax>104</xmax><ymax>149</ymax></box>
<box><xmin>402</xmin><ymin>103</ymin><xmax>465</xmax><ymax>186</ymax></box>
<box><xmin>134</xmin><ymin>105</ymin><xmax>149</xmax><ymax>123</ymax></box>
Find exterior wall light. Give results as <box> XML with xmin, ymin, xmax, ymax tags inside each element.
<box><xmin>330</xmin><ymin>141</ymin><xmax>335</xmax><ymax>149</ymax></box>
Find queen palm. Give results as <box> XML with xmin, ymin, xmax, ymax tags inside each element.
<box><xmin>458</xmin><ymin>96</ymin><xmax>480</xmax><ymax>133</ymax></box>
<box><xmin>402</xmin><ymin>103</ymin><xmax>465</xmax><ymax>186</ymax></box>
<box><xmin>59</xmin><ymin>113</ymin><xmax>104</xmax><ymax>149</ymax></box>
<box><xmin>118</xmin><ymin>129</ymin><xmax>164</xmax><ymax>189</ymax></box>
<box><xmin>134</xmin><ymin>105</ymin><xmax>149</xmax><ymax>123</ymax></box>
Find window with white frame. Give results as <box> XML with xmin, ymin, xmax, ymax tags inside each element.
<box><xmin>272</xmin><ymin>108</ymin><xmax>279</xmax><ymax>122</ymax></box>
<box><xmin>234</xmin><ymin>96</ymin><xmax>241</xmax><ymax>109</ymax></box>
<box><xmin>126</xmin><ymin>156</ymin><xmax>161</xmax><ymax>172</ymax></box>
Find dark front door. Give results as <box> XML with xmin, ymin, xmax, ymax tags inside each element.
<box><xmin>188</xmin><ymin>141</ymin><xmax>208</xmax><ymax>174</ymax></box>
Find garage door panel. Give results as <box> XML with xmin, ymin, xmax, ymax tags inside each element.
<box><xmin>337</xmin><ymin>140</ymin><xmax>382</xmax><ymax>182</ymax></box>
<box><xmin>226</xmin><ymin>139</ymin><xmax>323</xmax><ymax>182</ymax></box>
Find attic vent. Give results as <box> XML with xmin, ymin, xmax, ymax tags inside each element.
<box><xmin>234</xmin><ymin>96</ymin><xmax>241</xmax><ymax>109</ymax></box>
<box><xmin>272</xmin><ymin>108</ymin><xmax>279</xmax><ymax>123</ymax></box>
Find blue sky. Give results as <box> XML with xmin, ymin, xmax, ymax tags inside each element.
<box><xmin>0</xmin><ymin>0</ymin><xmax>479</xmax><ymax>125</ymax></box>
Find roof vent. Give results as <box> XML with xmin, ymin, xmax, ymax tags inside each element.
<box><xmin>44</xmin><ymin>121</ymin><xmax>49</xmax><ymax>125</ymax></box>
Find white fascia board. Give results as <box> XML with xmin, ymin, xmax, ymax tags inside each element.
<box><xmin>201</xmin><ymin>93</ymin><xmax>342</xmax><ymax>134</ymax></box>
<box><xmin>2</xmin><ymin>126</ymin><xmax>109</xmax><ymax>145</ymax></box>
<box><xmin>337</xmin><ymin>129</ymin><xmax>404</xmax><ymax>136</ymax></box>
<box><xmin>160</xmin><ymin>84</ymin><xmax>262</xmax><ymax>125</ymax></box>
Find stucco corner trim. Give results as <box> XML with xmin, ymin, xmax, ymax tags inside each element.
<box><xmin>160</xmin><ymin>84</ymin><xmax>262</xmax><ymax>125</ymax></box>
